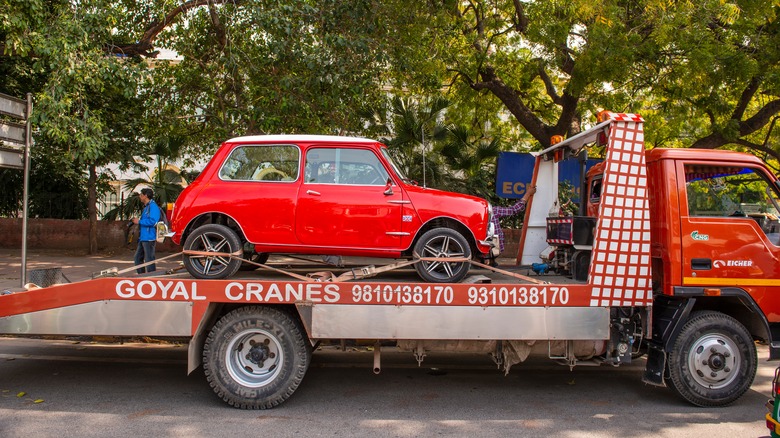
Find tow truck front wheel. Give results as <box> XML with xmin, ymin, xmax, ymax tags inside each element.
<box><xmin>183</xmin><ymin>224</ymin><xmax>243</xmax><ymax>279</ymax></box>
<box><xmin>413</xmin><ymin>228</ymin><xmax>471</xmax><ymax>283</ymax></box>
<box><xmin>666</xmin><ymin>310</ymin><xmax>757</xmax><ymax>407</ymax></box>
<box><xmin>203</xmin><ymin>306</ymin><xmax>311</xmax><ymax>409</ymax></box>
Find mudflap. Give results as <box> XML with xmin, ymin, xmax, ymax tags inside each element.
<box><xmin>642</xmin><ymin>342</ymin><xmax>667</xmax><ymax>387</ymax></box>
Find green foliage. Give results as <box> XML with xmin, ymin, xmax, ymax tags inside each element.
<box><xmin>0</xmin><ymin>148</ymin><xmax>88</xmax><ymax>219</ymax></box>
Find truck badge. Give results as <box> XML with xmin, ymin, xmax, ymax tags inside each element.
<box><xmin>691</xmin><ymin>231</ymin><xmax>709</xmax><ymax>241</ymax></box>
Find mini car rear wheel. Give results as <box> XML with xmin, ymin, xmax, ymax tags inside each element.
<box><xmin>413</xmin><ymin>228</ymin><xmax>471</xmax><ymax>283</ymax></box>
<box><xmin>183</xmin><ymin>224</ymin><xmax>243</xmax><ymax>279</ymax></box>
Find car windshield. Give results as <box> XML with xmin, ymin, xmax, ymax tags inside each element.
<box><xmin>380</xmin><ymin>147</ymin><xmax>408</xmax><ymax>181</ymax></box>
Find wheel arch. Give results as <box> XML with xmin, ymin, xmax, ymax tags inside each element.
<box><xmin>404</xmin><ymin>216</ymin><xmax>479</xmax><ymax>258</ymax></box>
<box><xmin>188</xmin><ymin>303</ymin><xmax>305</xmax><ymax>375</ymax></box>
<box><xmin>182</xmin><ymin>212</ymin><xmax>249</xmax><ymax>245</ymax></box>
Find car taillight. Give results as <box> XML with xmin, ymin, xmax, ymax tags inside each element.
<box><xmin>773</xmin><ymin>367</ymin><xmax>780</xmax><ymax>396</ymax></box>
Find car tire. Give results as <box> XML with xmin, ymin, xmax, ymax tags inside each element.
<box><xmin>183</xmin><ymin>224</ymin><xmax>243</xmax><ymax>279</ymax></box>
<box><xmin>665</xmin><ymin>310</ymin><xmax>757</xmax><ymax>407</ymax></box>
<box><xmin>413</xmin><ymin>228</ymin><xmax>471</xmax><ymax>283</ymax></box>
<box><xmin>203</xmin><ymin>306</ymin><xmax>311</xmax><ymax>409</ymax></box>
<box><xmin>240</xmin><ymin>252</ymin><xmax>270</xmax><ymax>271</ymax></box>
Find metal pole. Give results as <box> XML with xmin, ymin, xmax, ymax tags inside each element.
<box><xmin>20</xmin><ymin>93</ymin><xmax>31</xmax><ymax>288</ymax></box>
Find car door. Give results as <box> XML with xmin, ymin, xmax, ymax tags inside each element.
<box><xmin>296</xmin><ymin>146</ymin><xmax>404</xmax><ymax>249</ymax></box>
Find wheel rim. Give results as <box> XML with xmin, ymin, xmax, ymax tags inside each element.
<box><xmin>687</xmin><ymin>333</ymin><xmax>741</xmax><ymax>389</ymax></box>
<box><xmin>225</xmin><ymin>328</ymin><xmax>283</xmax><ymax>388</ymax></box>
<box><xmin>419</xmin><ymin>234</ymin><xmax>467</xmax><ymax>281</ymax></box>
<box><xmin>188</xmin><ymin>231</ymin><xmax>234</xmax><ymax>276</ymax></box>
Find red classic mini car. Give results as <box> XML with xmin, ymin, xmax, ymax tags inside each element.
<box><xmin>170</xmin><ymin>135</ymin><xmax>496</xmax><ymax>283</ymax></box>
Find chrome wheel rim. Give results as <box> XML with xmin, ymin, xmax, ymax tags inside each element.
<box><xmin>188</xmin><ymin>231</ymin><xmax>233</xmax><ymax>276</ymax></box>
<box><xmin>419</xmin><ymin>234</ymin><xmax>467</xmax><ymax>280</ymax></box>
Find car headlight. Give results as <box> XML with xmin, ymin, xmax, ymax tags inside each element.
<box><xmin>487</xmin><ymin>203</ymin><xmax>495</xmax><ymax>238</ymax></box>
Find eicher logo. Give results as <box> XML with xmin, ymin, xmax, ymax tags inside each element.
<box><xmin>691</xmin><ymin>231</ymin><xmax>709</xmax><ymax>241</ymax></box>
<box><xmin>713</xmin><ymin>259</ymin><xmax>753</xmax><ymax>268</ymax></box>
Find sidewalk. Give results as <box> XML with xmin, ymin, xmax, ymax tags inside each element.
<box><xmin>0</xmin><ymin>249</ymin><xmax>182</xmax><ymax>292</ymax></box>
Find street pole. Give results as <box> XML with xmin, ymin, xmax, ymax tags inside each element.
<box><xmin>20</xmin><ymin>93</ymin><xmax>31</xmax><ymax>288</ymax></box>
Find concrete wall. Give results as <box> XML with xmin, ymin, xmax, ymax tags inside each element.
<box><xmin>0</xmin><ymin>218</ymin><xmax>180</xmax><ymax>252</ymax></box>
<box><xmin>0</xmin><ymin>218</ymin><xmax>522</xmax><ymax>259</ymax></box>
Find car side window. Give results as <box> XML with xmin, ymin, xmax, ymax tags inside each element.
<box><xmin>305</xmin><ymin>147</ymin><xmax>389</xmax><ymax>185</ymax></box>
<box><xmin>219</xmin><ymin>145</ymin><xmax>300</xmax><ymax>182</ymax></box>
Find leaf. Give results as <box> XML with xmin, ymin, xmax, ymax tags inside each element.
<box><xmin>17</xmin><ymin>391</ymin><xmax>26</xmax><ymax>397</ymax></box>
<box><xmin>33</xmin><ymin>399</ymin><xmax>45</xmax><ymax>404</ymax></box>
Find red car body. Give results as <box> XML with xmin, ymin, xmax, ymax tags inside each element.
<box><xmin>171</xmin><ymin>135</ymin><xmax>494</xmax><ymax>282</ymax></box>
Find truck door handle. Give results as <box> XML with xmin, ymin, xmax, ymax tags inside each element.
<box><xmin>306</xmin><ymin>190</ymin><xmax>321</xmax><ymax>196</ymax></box>
<box><xmin>691</xmin><ymin>258</ymin><xmax>712</xmax><ymax>270</ymax></box>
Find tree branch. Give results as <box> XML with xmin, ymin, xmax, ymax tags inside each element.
<box><xmin>108</xmin><ymin>0</ymin><xmax>242</xmax><ymax>58</ymax></box>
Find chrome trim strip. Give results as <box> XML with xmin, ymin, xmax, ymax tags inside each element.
<box><xmin>310</xmin><ymin>305</ymin><xmax>609</xmax><ymax>340</ymax></box>
<box><xmin>0</xmin><ymin>301</ymin><xmax>193</xmax><ymax>336</ymax></box>
<box><xmin>386</xmin><ymin>232</ymin><xmax>411</xmax><ymax>236</ymax></box>
<box><xmin>387</xmin><ymin>200</ymin><xmax>411</xmax><ymax>204</ymax></box>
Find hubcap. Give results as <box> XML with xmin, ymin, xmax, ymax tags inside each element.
<box><xmin>687</xmin><ymin>334</ymin><xmax>740</xmax><ymax>389</ymax></box>
<box><xmin>225</xmin><ymin>329</ymin><xmax>283</xmax><ymax>388</ymax></box>
<box><xmin>189</xmin><ymin>231</ymin><xmax>233</xmax><ymax>276</ymax></box>
<box><xmin>420</xmin><ymin>235</ymin><xmax>466</xmax><ymax>280</ymax></box>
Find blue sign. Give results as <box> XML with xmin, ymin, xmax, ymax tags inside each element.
<box><xmin>496</xmin><ymin>152</ymin><xmax>601</xmax><ymax>202</ymax></box>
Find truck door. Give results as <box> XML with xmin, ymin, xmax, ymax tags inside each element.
<box><xmin>296</xmin><ymin>146</ymin><xmax>403</xmax><ymax>249</ymax></box>
<box><xmin>679</xmin><ymin>162</ymin><xmax>780</xmax><ymax>316</ymax></box>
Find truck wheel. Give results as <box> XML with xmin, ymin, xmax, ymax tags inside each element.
<box><xmin>203</xmin><ymin>306</ymin><xmax>311</xmax><ymax>409</ymax></box>
<box><xmin>413</xmin><ymin>228</ymin><xmax>471</xmax><ymax>283</ymax></box>
<box><xmin>666</xmin><ymin>310</ymin><xmax>757</xmax><ymax>407</ymax></box>
<box><xmin>183</xmin><ymin>224</ymin><xmax>243</xmax><ymax>279</ymax></box>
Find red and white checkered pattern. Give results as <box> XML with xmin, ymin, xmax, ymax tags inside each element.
<box><xmin>588</xmin><ymin>115</ymin><xmax>652</xmax><ymax>306</ymax></box>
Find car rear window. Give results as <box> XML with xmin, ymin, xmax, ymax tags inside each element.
<box><xmin>219</xmin><ymin>145</ymin><xmax>300</xmax><ymax>182</ymax></box>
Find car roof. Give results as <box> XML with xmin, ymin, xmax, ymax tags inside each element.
<box><xmin>226</xmin><ymin>134</ymin><xmax>378</xmax><ymax>144</ymax></box>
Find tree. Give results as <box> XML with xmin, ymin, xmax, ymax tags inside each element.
<box><xmin>379</xmin><ymin>0</ymin><xmax>780</xmax><ymax>158</ymax></box>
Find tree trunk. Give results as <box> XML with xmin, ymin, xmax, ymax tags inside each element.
<box><xmin>88</xmin><ymin>163</ymin><xmax>98</xmax><ymax>254</ymax></box>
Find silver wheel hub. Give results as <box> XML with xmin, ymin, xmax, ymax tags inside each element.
<box><xmin>225</xmin><ymin>329</ymin><xmax>283</xmax><ymax>388</ymax></box>
<box><xmin>687</xmin><ymin>334</ymin><xmax>739</xmax><ymax>389</ymax></box>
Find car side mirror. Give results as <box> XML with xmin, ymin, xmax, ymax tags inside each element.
<box><xmin>383</xmin><ymin>178</ymin><xmax>394</xmax><ymax>196</ymax></box>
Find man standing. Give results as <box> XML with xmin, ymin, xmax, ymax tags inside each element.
<box><xmin>132</xmin><ymin>188</ymin><xmax>161</xmax><ymax>274</ymax></box>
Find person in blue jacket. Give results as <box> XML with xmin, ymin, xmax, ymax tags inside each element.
<box><xmin>132</xmin><ymin>188</ymin><xmax>161</xmax><ymax>274</ymax></box>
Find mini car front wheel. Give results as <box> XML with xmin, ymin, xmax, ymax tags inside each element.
<box><xmin>183</xmin><ymin>224</ymin><xmax>243</xmax><ymax>279</ymax></box>
<box><xmin>413</xmin><ymin>228</ymin><xmax>472</xmax><ymax>283</ymax></box>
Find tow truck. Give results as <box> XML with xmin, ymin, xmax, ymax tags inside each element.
<box><xmin>1</xmin><ymin>111</ymin><xmax>778</xmax><ymax>409</ymax></box>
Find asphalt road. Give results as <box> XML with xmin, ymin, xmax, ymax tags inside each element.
<box><xmin>0</xmin><ymin>337</ymin><xmax>774</xmax><ymax>438</ymax></box>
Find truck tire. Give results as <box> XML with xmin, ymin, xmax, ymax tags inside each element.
<box><xmin>665</xmin><ymin>310</ymin><xmax>757</xmax><ymax>407</ymax></box>
<box><xmin>203</xmin><ymin>306</ymin><xmax>312</xmax><ymax>409</ymax></box>
<box><xmin>183</xmin><ymin>224</ymin><xmax>243</xmax><ymax>279</ymax></box>
<box><xmin>413</xmin><ymin>228</ymin><xmax>471</xmax><ymax>283</ymax></box>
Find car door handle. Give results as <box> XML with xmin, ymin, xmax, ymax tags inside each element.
<box><xmin>691</xmin><ymin>258</ymin><xmax>711</xmax><ymax>270</ymax></box>
<box><xmin>306</xmin><ymin>190</ymin><xmax>321</xmax><ymax>196</ymax></box>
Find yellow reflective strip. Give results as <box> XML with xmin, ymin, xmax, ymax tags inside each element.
<box><xmin>683</xmin><ymin>277</ymin><xmax>780</xmax><ymax>286</ymax></box>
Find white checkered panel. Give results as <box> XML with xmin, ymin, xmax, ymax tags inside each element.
<box><xmin>588</xmin><ymin>114</ymin><xmax>652</xmax><ymax>306</ymax></box>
